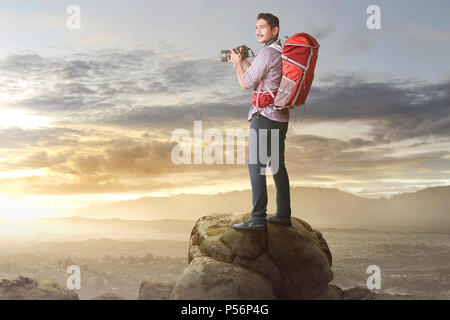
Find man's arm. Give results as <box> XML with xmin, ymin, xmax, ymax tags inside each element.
<box><xmin>234</xmin><ymin>59</ymin><xmax>251</xmax><ymax>89</ymax></box>
<box><xmin>234</xmin><ymin>63</ymin><xmax>249</xmax><ymax>90</ymax></box>
<box><xmin>229</xmin><ymin>47</ymin><xmax>270</xmax><ymax>91</ymax></box>
<box><xmin>241</xmin><ymin>49</ymin><xmax>271</xmax><ymax>90</ymax></box>
<box><xmin>229</xmin><ymin>49</ymin><xmax>251</xmax><ymax>90</ymax></box>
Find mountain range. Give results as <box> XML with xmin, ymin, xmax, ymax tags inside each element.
<box><xmin>66</xmin><ymin>185</ymin><xmax>450</xmax><ymax>232</ymax></box>
<box><xmin>1</xmin><ymin>185</ymin><xmax>449</xmax><ymax>242</ymax></box>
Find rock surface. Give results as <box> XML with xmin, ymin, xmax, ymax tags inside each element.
<box><xmin>0</xmin><ymin>276</ymin><xmax>79</xmax><ymax>300</ymax></box>
<box><xmin>138</xmin><ymin>280</ymin><xmax>175</xmax><ymax>300</ymax></box>
<box><xmin>91</xmin><ymin>292</ymin><xmax>126</xmax><ymax>300</ymax></box>
<box><xmin>172</xmin><ymin>212</ymin><xmax>334</xmax><ymax>300</ymax></box>
<box><xmin>340</xmin><ymin>286</ymin><xmax>418</xmax><ymax>300</ymax></box>
<box><xmin>171</xmin><ymin>256</ymin><xmax>275</xmax><ymax>300</ymax></box>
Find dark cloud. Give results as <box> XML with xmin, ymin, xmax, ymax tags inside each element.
<box><xmin>284</xmin><ymin>133</ymin><xmax>450</xmax><ymax>181</ymax></box>
<box><xmin>15</xmin><ymin>150</ymin><xmax>70</xmax><ymax>169</ymax></box>
<box><xmin>161</xmin><ymin>58</ymin><xmax>228</xmax><ymax>89</ymax></box>
<box><xmin>0</xmin><ymin>53</ymin><xmax>49</xmax><ymax>73</ymax></box>
<box><xmin>94</xmin><ymin>71</ymin><xmax>450</xmax><ymax>146</ymax></box>
<box><xmin>287</xmin><ymin>134</ymin><xmax>376</xmax><ymax>161</ymax></box>
<box><xmin>308</xmin><ymin>74</ymin><xmax>450</xmax><ymax>143</ymax></box>
<box><xmin>99</xmin><ymin>102</ymin><xmax>248</xmax><ymax>134</ymax></box>
<box><xmin>5</xmin><ymin>48</ymin><xmax>448</xmax><ymax>146</ymax></box>
<box><xmin>1</xmin><ymin>48</ymin><xmax>235</xmax><ymax>115</ymax></box>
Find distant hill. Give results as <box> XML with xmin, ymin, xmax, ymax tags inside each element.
<box><xmin>0</xmin><ymin>217</ymin><xmax>196</xmax><ymax>242</ymax></box>
<box><xmin>0</xmin><ymin>238</ymin><xmax>188</xmax><ymax>258</ymax></box>
<box><xmin>1</xmin><ymin>186</ymin><xmax>448</xmax><ymax>243</ymax></box>
<box><xmin>66</xmin><ymin>185</ymin><xmax>450</xmax><ymax>232</ymax></box>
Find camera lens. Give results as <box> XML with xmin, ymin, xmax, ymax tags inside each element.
<box><xmin>220</xmin><ymin>50</ymin><xmax>231</xmax><ymax>62</ymax></box>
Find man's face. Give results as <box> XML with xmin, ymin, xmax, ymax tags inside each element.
<box><xmin>255</xmin><ymin>18</ymin><xmax>278</xmax><ymax>45</ymax></box>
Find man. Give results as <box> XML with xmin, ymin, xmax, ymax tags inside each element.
<box><xmin>228</xmin><ymin>13</ymin><xmax>292</xmax><ymax>231</ymax></box>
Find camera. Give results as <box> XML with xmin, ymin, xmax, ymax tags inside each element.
<box><xmin>220</xmin><ymin>45</ymin><xmax>254</xmax><ymax>62</ymax></box>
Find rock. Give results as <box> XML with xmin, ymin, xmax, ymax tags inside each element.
<box><xmin>313</xmin><ymin>284</ymin><xmax>344</xmax><ymax>300</ymax></box>
<box><xmin>170</xmin><ymin>256</ymin><xmax>275</xmax><ymax>300</ymax></box>
<box><xmin>342</xmin><ymin>286</ymin><xmax>377</xmax><ymax>300</ymax></box>
<box><xmin>266</xmin><ymin>217</ymin><xmax>334</xmax><ymax>299</ymax></box>
<box><xmin>201</xmin><ymin>236</ymin><xmax>234</xmax><ymax>263</ymax></box>
<box><xmin>233</xmin><ymin>252</ymin><xmax>282</xmax><ymax>287</ymax></box>
<box><xmin>171</xmin><ymin>212</ymin><xmax>334</xmax><ymax>300</ymax></box>
<box><xmin>341</xmin><ymin>286</ymin><xmax>418</xmax><ymax>300</ymax></box>
<box><xmin>188</xmin><ymin>213</ymin><xmax>235</xmax><ymax>263</ymax></box>
<box><xmin>312</xmin><ymin>230</ymin><xmax>333</xmax><ymax>267</ymax></box>
<box><xmin>221</xmin><ymin>228</ymin><xmax>266</xmax><ymax>260</ymax></box>
<box><xmin>138</xmin><ymin>280</ymin><xmax>175</xmax><ymax>300</ymax></box>
<box><xmin>0</xmin><ymin>276</ymin><xmax>79</xmax><ymax>300</ymax></box>
<box><xmin>91</xmin><ymin>292</ymin><xmax>126</xmax><ymax>300</ymax></box>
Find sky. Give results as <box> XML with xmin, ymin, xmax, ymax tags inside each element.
<box><xmin>0</xmin><ymin>0</ymin><xmax>449</xmax><ymax>219</ymax></box>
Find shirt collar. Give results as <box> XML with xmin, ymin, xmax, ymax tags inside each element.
<box><xmin>264</xmin><ymin>37</ymin><xmax>280</xmax><ymax>47</ymax></box>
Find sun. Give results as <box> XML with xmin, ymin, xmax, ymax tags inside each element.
<box><xmin>0</xmin><ymin>108</ymin><xmax>51</xmax><ymax>129</ymax></box>
<box><xmin>0</xmin><ymin>199</ymin><xmax>47</xmax><ymax>220</ymax></box>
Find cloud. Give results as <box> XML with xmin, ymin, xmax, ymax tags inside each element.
<box><xmin>2</xmin><ymin>117</ymin><xmax>448</xmax><ymax>198</ymax></box>
<box><xmin>1</xmin><ymin>46</ymin><xmax>449</xmax><ymax>198</ymax></box>
<box><xmin>0</xmin><ymin>47</ymin><xmax>238</xmax><ymax>116</ymax></box>
<box><xmin>0</xmin><ymin>126</ymin><xmax>81</xmax><ymax>149</ymax></box>
<box><xmin>308</xmin><ymin>74</ymin><xmax>450</xmax><ymax>143</ymax></box>
<box><xmin>15</xmin><ymin>150</ymin><xmax>70</xmax><ymax>169</ymax></box>
<box><xmin>3</xmin><ymin>47</ymin><xmax>448</xmax><ymax>146</ymax></box>
<box><xmin>99</xmin><ymin>102</ymin><xmax>248</xmax><ymax>135</ymax></box>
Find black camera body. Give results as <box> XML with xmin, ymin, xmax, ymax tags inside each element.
<box><xmin>220</xmin><ymin>45</ymin><xmax>254</xmax><ymax>62</ymax></box>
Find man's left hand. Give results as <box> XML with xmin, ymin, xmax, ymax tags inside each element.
<box><xmin>228</xmin><ymin>48</ymin><xmax>242</xmax><ymax>63</ymax></box>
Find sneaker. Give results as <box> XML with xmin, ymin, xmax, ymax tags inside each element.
<box><xmin>266</xmin><ymin>215</ymin><xmax>292</xmax><ymax>226</ymax></box>
<box><xmin>232</xmin><ymin>219</ymin><xmax>267</xmax><ymax>231</ymax></box>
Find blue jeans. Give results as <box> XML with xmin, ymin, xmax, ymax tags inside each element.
<box><xmin>248</xmin><ymin>112</ymin><xmax>291</xmax><ymax>223</ymax></box>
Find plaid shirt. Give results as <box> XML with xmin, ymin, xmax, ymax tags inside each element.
<box><xmin>242</xmin><ymin>38</ymin><xmax>289</xmax><ymax>122</ymax></box>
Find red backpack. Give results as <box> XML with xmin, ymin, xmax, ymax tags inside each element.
<box><xmin>274</xmin><ymin>33</ymin><xmax>320</xmax><ymax>121</ymax></box>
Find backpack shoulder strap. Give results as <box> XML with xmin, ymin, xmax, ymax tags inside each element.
<box><xmin>268</xmin><ymin>43</ymin><xmax>283</xmax><ymax>53</ymax></box>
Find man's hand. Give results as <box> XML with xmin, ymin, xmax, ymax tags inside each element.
<box><xmin>228</xmin><ymin>47</ymin><xmax>242</xmax><ymax>64</ymax></box>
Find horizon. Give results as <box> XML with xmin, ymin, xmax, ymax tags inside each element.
<box><xmin>0</xmin><ymin>183</ymin><xmax>431</xmax><ymax>221</ymax></box>
<box><xmin>0</xmin><ymin>184</ymin><xmax>449</xmax><ymax>235</ymax></box>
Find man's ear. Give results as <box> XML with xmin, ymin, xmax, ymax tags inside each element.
<box><xmin>272</xmin><ymin>26</ymin><xmax>279</xmax><ymax>37</ymax></box>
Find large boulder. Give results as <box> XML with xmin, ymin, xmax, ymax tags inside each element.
<box><xmin>0</xmin><ymin>276</ymin><xmax>79</xmax><ymax>300</ymax></box>
<box><xmin>171</xmin><ymin>256</ymin><xmax>275</xmax><ymax>300</ymax></box>
<box><xmin>171</xmin><ymin>212</ymin><xmax>334</xmax><ymax>300</ymax></box>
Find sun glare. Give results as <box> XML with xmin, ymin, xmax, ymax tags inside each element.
<box><xmin>0</xmin><ymin>108</ymin><xmax>51</xmax><ymax>128</ymax></box>
<box><xmin>0</xmin><ymin>200</ymin><xmax>56</xmax><ymax>220</ymax></box>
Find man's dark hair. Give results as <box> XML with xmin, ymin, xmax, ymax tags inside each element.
<box><xmin>257</xmin><ymin>13</ymin><xmax>280</xmax><ymax>39</ymax></box>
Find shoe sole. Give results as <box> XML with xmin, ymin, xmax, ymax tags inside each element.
<box><xmin>266</xmin><ymin>219</ymin><xmax>291</xmax><ymax>226</ymax></box>
<box><xmin>232</xmin><ymin>225</ymin><xmax>267</xmax><ymax>231</ymax></box>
